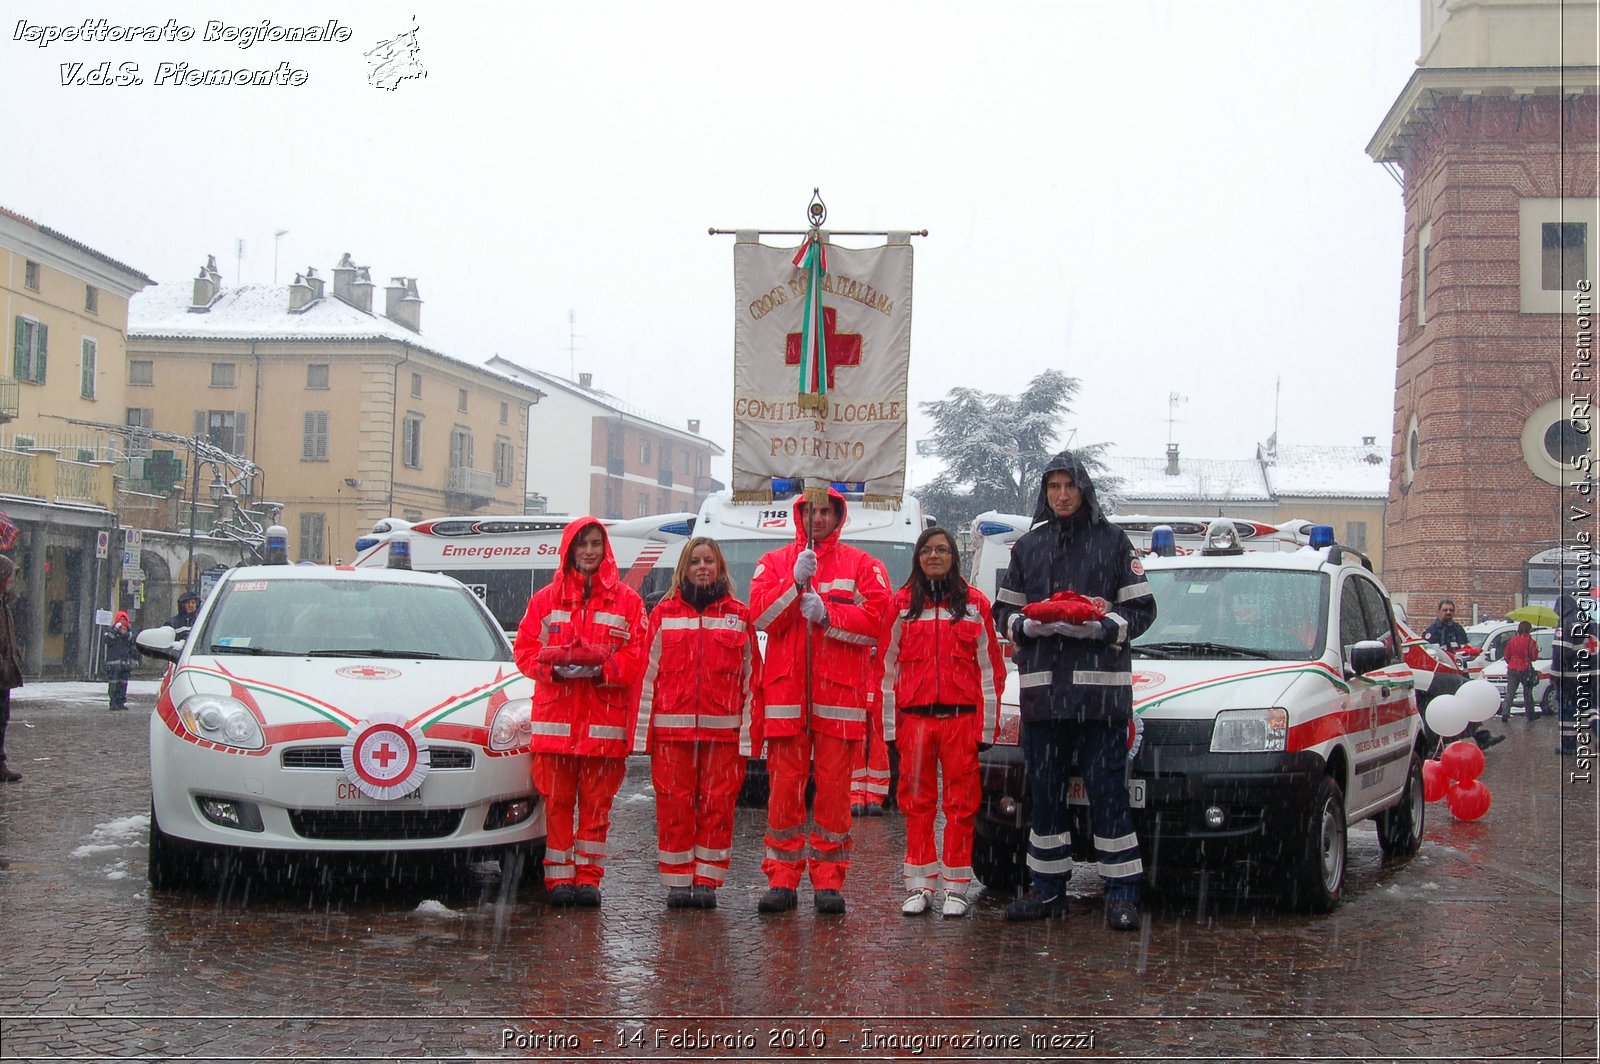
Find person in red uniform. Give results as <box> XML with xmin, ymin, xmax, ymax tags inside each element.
<box><xmin>514</xmin><ymin>519</ymin><xmax>647</xmax><ymax>909</ymax></box>
<box><xmin>877</xmin><ymin>526</ymin><xmax>1005</xmax><ymax>918</ymax></box>
<box><xmin>749</xmin><ymin>488</ymin><xmax>891</xmax><ymax>915</ymax></box>
<box><xmin>632</xmin><ymin>536</ymin><xmax>763</xmax><ymax>910</ymax></box>
<box><xmin>849</xmin><ymin>692</ymin><xmax>892</xmax><ymax>816</ymax></box>
<box><xmin>1500</xmin><ymin>620</ymin><xmax>1541</xmax><ymax>722</ymax></box>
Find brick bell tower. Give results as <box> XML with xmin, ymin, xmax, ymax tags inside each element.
<box><xmin>1368</xmin><ymin>0</ymin><xmax>1598</xmax><ymax>619</ymax></box>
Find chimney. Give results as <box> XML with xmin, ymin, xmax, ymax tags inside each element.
<box><xmin>1361</xmin><ymin>435</ymin><xmax>1376</xmax><ymax>446</ymax></box>
<box><xmin>578</xmin><ymin>372</ymin><xmax>593</xmax><ymax>389</ymax></box>
<box><xmin>303</xmin><ymin>266</ymin><xmax>324</xmax><ymax>302</ymax></box>
<box><xmin>385</xmin><ymin>276</ymin><xmax>422</xmax><ymax>332</ymax></box>
<box><xmin>332</xmin><ymin>254</ymin><xmax>376</xmax><ymax>313</ymax></box>
<box><xmin>288</xmin><ymin>272</ymin><xmax>314</xmax><ymax>312</ymax></box>
<box><xmin>687</xmin><ymin>419</ymin><xmax>701</xmax><ymax>435</ymax></box>
<box><xmin>189</xmin><ymin>254</ymin><xmax>221</xmax><ymax>310</ymax></box>
<box><xmin>1165</xmin><ymin>443</ymin><xmax>1180</xmax><ymax>476</ymax></box>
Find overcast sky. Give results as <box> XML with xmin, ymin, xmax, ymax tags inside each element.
<box><xmin>2</xmin><ymin>1</ymin><xmax>1422</xmax><ymax>484</ymax></box>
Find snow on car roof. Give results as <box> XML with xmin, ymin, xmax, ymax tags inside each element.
<box><xmin>222</xmin><ymin>564</ymin><xmax>464</xmax><ymax>588</ymax></box>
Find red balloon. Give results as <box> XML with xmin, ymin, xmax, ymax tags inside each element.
<box><xmin>1440</xmin><ymin>740</ymin><xmax>1486</xmax><ymax>784</ymax></box>
<box><xmin>1446</xmin><ymin>779</ymin><xmax>1492</xmax><ymax>820</ymax></box>
<box><xmin>1422</xmin><ymin>759</ymin><xmax>1448</xmax><ymax>802</ymax></box>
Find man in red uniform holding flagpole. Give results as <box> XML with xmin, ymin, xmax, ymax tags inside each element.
<box><xmin>749</xmin><ymin>487</ymin><xmax>891</xmax><ymax>915</ymax></box>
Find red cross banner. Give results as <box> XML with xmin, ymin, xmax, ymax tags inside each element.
<box><xmin>340</xmin><ymin>711</ymin><xmax>431</xmax><ymax>800</ymax></box>
<box><xmin>732</xmin><ymin>233</ymin><xmax>913</xmax><ymax>505</ymax></box>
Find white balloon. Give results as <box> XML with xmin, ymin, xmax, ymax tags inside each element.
<box><xmin>1457</xmin><ymin>679</ymin><xmax>1502</xmax><ymax>722</ymax></box>
<box><xmin>1425</xmin><ymin>693</ymin><xmax>1470</xmax><ymax>738</ymax></box>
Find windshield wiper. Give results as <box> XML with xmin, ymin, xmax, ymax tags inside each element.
<box><xmin>1135</xmin><ymin>640</ymin><xmax>1269</xmax><ymax>659</ymax></box>
<box><xmin>207</xmin><ymin>644</ymin><xmax>300</xmax><ymax>656</ymax></box>
<box><xmin>306</xmin><ymin>648</ymin><xmax>447</xmax><ymax>659</ymax></box>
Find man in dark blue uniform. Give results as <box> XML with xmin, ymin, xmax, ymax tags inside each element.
<box><xmin>1422</xmin><ymin>598</ymin><xmax>1503</xmax><ymax>750</ymax></box>
<box><xmin>993</xmin><ymin>452</ymin><xmax>1156</xmax><ymax>930</ymax></box>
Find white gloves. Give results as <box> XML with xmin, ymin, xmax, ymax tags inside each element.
<box><xmin>800</xmin><ymin>591</ymin><xmax>829</xmax><ymax>625</ymax></box>
<box><xmin>1022</xmin><ymin>619</ymin><xmax>1103</xmax><ymax>640</ymax></box>
<box><xmin>792</xmin><ymin>548</ymin><xmax>818</xmax><ymax>585</ymax></box>
<box><xmin>553</xmin><ymin>664</ymin><xmax>602</xmax><ymax>679</ymax></box>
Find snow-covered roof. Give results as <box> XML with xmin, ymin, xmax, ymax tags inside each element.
<box><xmin>1101</xmin><ymin>455</ymin><xmax>1272</xmax><ymax>503</ymax></box>
<box><xmin>488</xmin><ymin>358</ymin><xmax>725</xmax><ymax>455</ymax></box>
<box><xmin>129</xmin><ymin>280</ymin><xmax>543</xmax><ymax>396</ymax></box>
<box><xmin>0</xmin><ymin>205</ymin><xmax>154</xmax><ymax>289</ymax></box>
<box><xmin>1262</xmin><ymin>442</ymin><xmax>1389</xmax><ymax>499</ymax></box>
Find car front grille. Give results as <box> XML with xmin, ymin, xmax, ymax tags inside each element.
<box><xmin>289</xmin><ymin>808</ymin><xmax>465</xmax><ymax>840</ymax></box>
<box><xmin>282</xmin><ymin>746</ymin><xmax>474</xmax><ymax>770</ymax></box>
<box><xmin>1142</xmin><ymin>718</ymin><xmax>1215</xmax><ymax>746</ymax></box>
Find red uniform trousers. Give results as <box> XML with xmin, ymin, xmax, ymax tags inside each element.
<box><xmin>896</xmin><ymin>711</ymin><xmax>981</xmax><ymax>894</ymax></box>
<box><xmin>651</xmin><ymin>740</ymin><xmax>746</xmax><ymax>887</ymax></box>
<box><xmin>532</xmin><ymin>752</ymin><xmax>628</xmax><ymax>888</ymax></box>
<box><xmin>762</xmin><ymin>730</ymin><xmax>854</xmax><ymax>891</ymax></box>
<box><xmin>849</xmin><ymin>700</ymin><xmax>892</xmax><ymax>809</ymax></box>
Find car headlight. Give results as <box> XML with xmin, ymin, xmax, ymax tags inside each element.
<box><xmin>489</xmin><ymin>697</ymin><xmax>534</xmax><ymax>752</ymax></box>
<box><xmin>177</xmin><ymin>694</ymin><xmax>265</xmax><ymax>751</ymax></box>
<box><xmin>1210</xmin><ymin>707</ymin><xmax>1288</xmax><ymax>753</ymax></box>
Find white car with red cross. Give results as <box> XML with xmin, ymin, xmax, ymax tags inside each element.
<box><xmin>975</xmin><ymin>522</ymin><xmax>1427</xmax><ymax>912</ymax></box>
<box><xmin>137</xmin><ymin>562</ymin><xmax>541</xmax><ymax>888</ymax></box>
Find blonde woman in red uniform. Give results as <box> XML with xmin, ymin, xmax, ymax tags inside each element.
<box><xmin>633</xmin><ymin>537</ymin><xmax>763</xmax><ymax>909</ymax></box>
<box><xmin>876</xmin><ymin>526</ymin><xmax>1005</xmax><ymax>918</ymax></box>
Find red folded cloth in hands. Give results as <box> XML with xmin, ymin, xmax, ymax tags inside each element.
<box><xmin>537</xmin><ymin>640</ymin><xmax>610</xmax><ymax>667</ymax></box>
<box><xmin>1022</xmin><ymin>591</ymin><xmax>1106</xmax><ymax>625</ymax></box>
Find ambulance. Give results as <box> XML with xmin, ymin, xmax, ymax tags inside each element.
<box><xmin>350</xmin><ymin>513</ymin><xmax>696</xmax><ymax>631</ymax></box>
<box><xmin>975</xmin><ymin>521</ymin><xmax>1427</xmax><ymax>912</ymax></box>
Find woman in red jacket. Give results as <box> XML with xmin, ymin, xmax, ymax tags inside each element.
<box><xmin>1500</xmin><ymin>621</ymin><xmax>1541</xmax><ymax>721</ymax></box>
<box><xmin>633</xmin><ymin>537</ymin><xmax>763</xmax><ymax>909</ymax></box>
<box><xmin>514</xmin><ymin>518</ymin><xmax>647</xmax><ymax>909</ymax></box>
<box><xmin>876</xmin><ymin>526</ymin><xmax>1005</xmax><ymax>918</ymax></box>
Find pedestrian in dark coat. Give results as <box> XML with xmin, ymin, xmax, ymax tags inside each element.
<box><xmin>1553</xmin><ymin>593</ymin><xmax>1595</xmax><ymax>755</ymax></box>
<box><xmin>104</xmin><ymin>611</ymin><xmax>137</xmax><ymax>712</ymax></box>
<box><xmin>992</xmin><ymin>451</ymin><xmax>1156</xmax><ymax>929</ymax></box>
<box><xmin>0</xmin><ymin>555</ymin><xmax>24</xmax><ymax>782</ymax></box>
<box><xmin>168</xmin><ymin>591</ymin><xmax>200</xmax><ymax>636</ymax></box>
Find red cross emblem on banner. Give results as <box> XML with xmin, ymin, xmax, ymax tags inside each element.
<box><xmin>785</xmin><ymin>307</ymin><xmax>862</xmax><ymax>388</ymax></box>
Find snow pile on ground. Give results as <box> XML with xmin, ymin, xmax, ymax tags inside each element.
<box><xmin>12</xmin><ymin>681</ymin><xmax>161</xmax><ymax>707</ymax></box>
<box><xmin>70</xmin><ymin>813</ymin><xmax>150</xmax><ymax>859</ymax></box>
<box><xmin>414</xmin><ymin>899</ymin><xmax>456</xmax><ymax>917</ymax></box>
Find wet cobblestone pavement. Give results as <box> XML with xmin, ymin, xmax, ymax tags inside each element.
<box><xmin>0</xmin><ymin>684</ymin><xmax>1594</xmax><ymax>1061</ymax></box>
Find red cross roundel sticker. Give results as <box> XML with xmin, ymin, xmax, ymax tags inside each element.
<box><xmin>340</xmin><ymin>712</ymin><xmax>430</xmax><ymax>800</ymax></box>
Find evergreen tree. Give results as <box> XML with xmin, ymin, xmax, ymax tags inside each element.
<box><xmin>914</xmin><ymin>369</ymin><xmax>1114</xmax><ymax>531</ymax></box>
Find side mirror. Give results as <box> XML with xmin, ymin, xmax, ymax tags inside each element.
<box><xmin>1347</xmin><ymin>639</ymin><xmax>1390</xmax><ymax>678</ymax></box>
<box><xmin>136</xmin><ymin>625</ymin><xmax>183</xmax><ymax>664</ymax></box>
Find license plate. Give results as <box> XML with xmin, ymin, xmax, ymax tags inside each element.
<box><xmin>334</xmin><ymin>781</ymin><xmax>424</xmax><ymax>804</ymax></box>
<box><xmin>1064</xmin><ymin>776</ymin><xmax>1146</xmax><ymax>810</ymax></box>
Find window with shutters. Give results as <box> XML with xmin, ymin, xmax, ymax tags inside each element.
<box><xmin>126</xmin><ymin>408</ymin><xmax>153</xmax><ymax>456</ymax></box>
<box><xmin>410</xmin><ymin>371</ymin><xmax>422</xmax><ymax>398</ymax></box>
<box><xmin>458</xmin><ymin>388</ymin><xmax>468</xmax><ymax>412</ymax></box>
<box><xmin>23</xmin><ymin>261</ymin><xmax>39</xmax><ymax>291</ymax></box>
<box><xmin>84</xmin><ymin>285</ymin><xmax>98</xmax><ymax>314</ymax></box>
<box><xmin>306</xmin><ymin>364</ymin><xmax>329</xmax><ymax>389</ymax></box>
<box><xmin>80</xmin><ymin>337</ymin><xmax>97</xmax><ymax>399</ymax></box>
<box><xmin>210</xmin><ymin>363</ymin><xmax>236</xmax><ymax>388</ymax></box>
<box><xmin>13</xmin><ymin>316</ymin><xmax>46</xmax><ymax>383</ymax></box>
<box><xmin>449</xmin><ymin>427</ymin><xmax>473</xmax><ymax>469</ymax></box>
<box><xmin>494</xmin><ymin>437</ymin><xmax>515</xmax><ymax>485</ymax></box>
<box><xmin>194</xmin><ymin>409</ymin><xmax>248</xmax><ymax>455</ymax></box>
<box><xmin>129</xmin><ymin>360</ymin><xmax>153</xmax><ymax>386</ymax></box>
<box><xmin>403</xmin><ymin>414</ymin><xmax>423</xmax><ymax>469</ymax></box>
<box><xmin>299</xmin><ymin>512</ymin><xmax>326</xmax><ymax>564</ymax></box>
<box><xmin>499</xmin><ymin>401</ymin><xmax>509</xmax><ymax>424</ymax></box>
<box><xmin>302</xmin><ymin>411</ymin><xmax>329</xmax><ymax>461</ymax></box>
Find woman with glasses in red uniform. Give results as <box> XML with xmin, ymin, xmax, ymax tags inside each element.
<box><xmin>875</xmin><ymin>526</ymin><xmax>1005</xmax><ymax>918</ymax></box>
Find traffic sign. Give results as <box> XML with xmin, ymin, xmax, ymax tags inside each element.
<box><xmin>95</xmin><ymin>531</ymin><xmax>110</xmax><ymax>559</ymax></box>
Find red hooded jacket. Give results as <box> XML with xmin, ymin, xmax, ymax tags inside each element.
<box><xmin>632</xmin><ymin>587</ymin><xmax>763</xmax><ymax>755</ymax></box>
<box><xmin>513</xmin><ymin>518</ymin><xmax>647</xmax><ymax>758</ymax></box>
<box><xmin>748</xmin><ymin>488</ymin><xmax>892</xmax><ymax>741</ymax></box>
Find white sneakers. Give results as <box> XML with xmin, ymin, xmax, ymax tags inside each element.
<box><xmin>902</xmin><ymin>889</ymin><xmax>971</xmax><ymax>918</ymax></box>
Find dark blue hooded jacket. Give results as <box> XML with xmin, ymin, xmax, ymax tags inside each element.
<box><xmin>993</xmin><ymin>451</ymin><xmax>1157</xmax><ymax>723</ymax></box>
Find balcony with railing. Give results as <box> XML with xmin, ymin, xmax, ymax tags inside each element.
<box><xmin>0</xmin><ymin>447</ymin><xmax>115</xmax><ymax>509</ymax></box>
<box><xmin>0</xmin><ymin>379</ymin><xmax>18</xmax><ymax>423</ymax></box>
<box><xmin>446</xmin><ymin>465</ymin><xmax>496</xmax><ymax>509</ymax></box>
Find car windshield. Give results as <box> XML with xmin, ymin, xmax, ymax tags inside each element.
<box><xmin>716</xmin><ymin>539</ymin><xmax>917</xmax><ymax>598</ymax></box>
<box><xmin>1535</xmin><ymin>630</ymin><xmax>1554</xmax><ymax>658</ymax></box>
<box><xmin>1134</xmin><ymin>567</ymin><xmax>1330</xmax><ymax>661</ymax></box>
<box><xmin>196</xmin><ymin>577</ymin><xmax>511</xmax><ymax>661</ymax></box>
